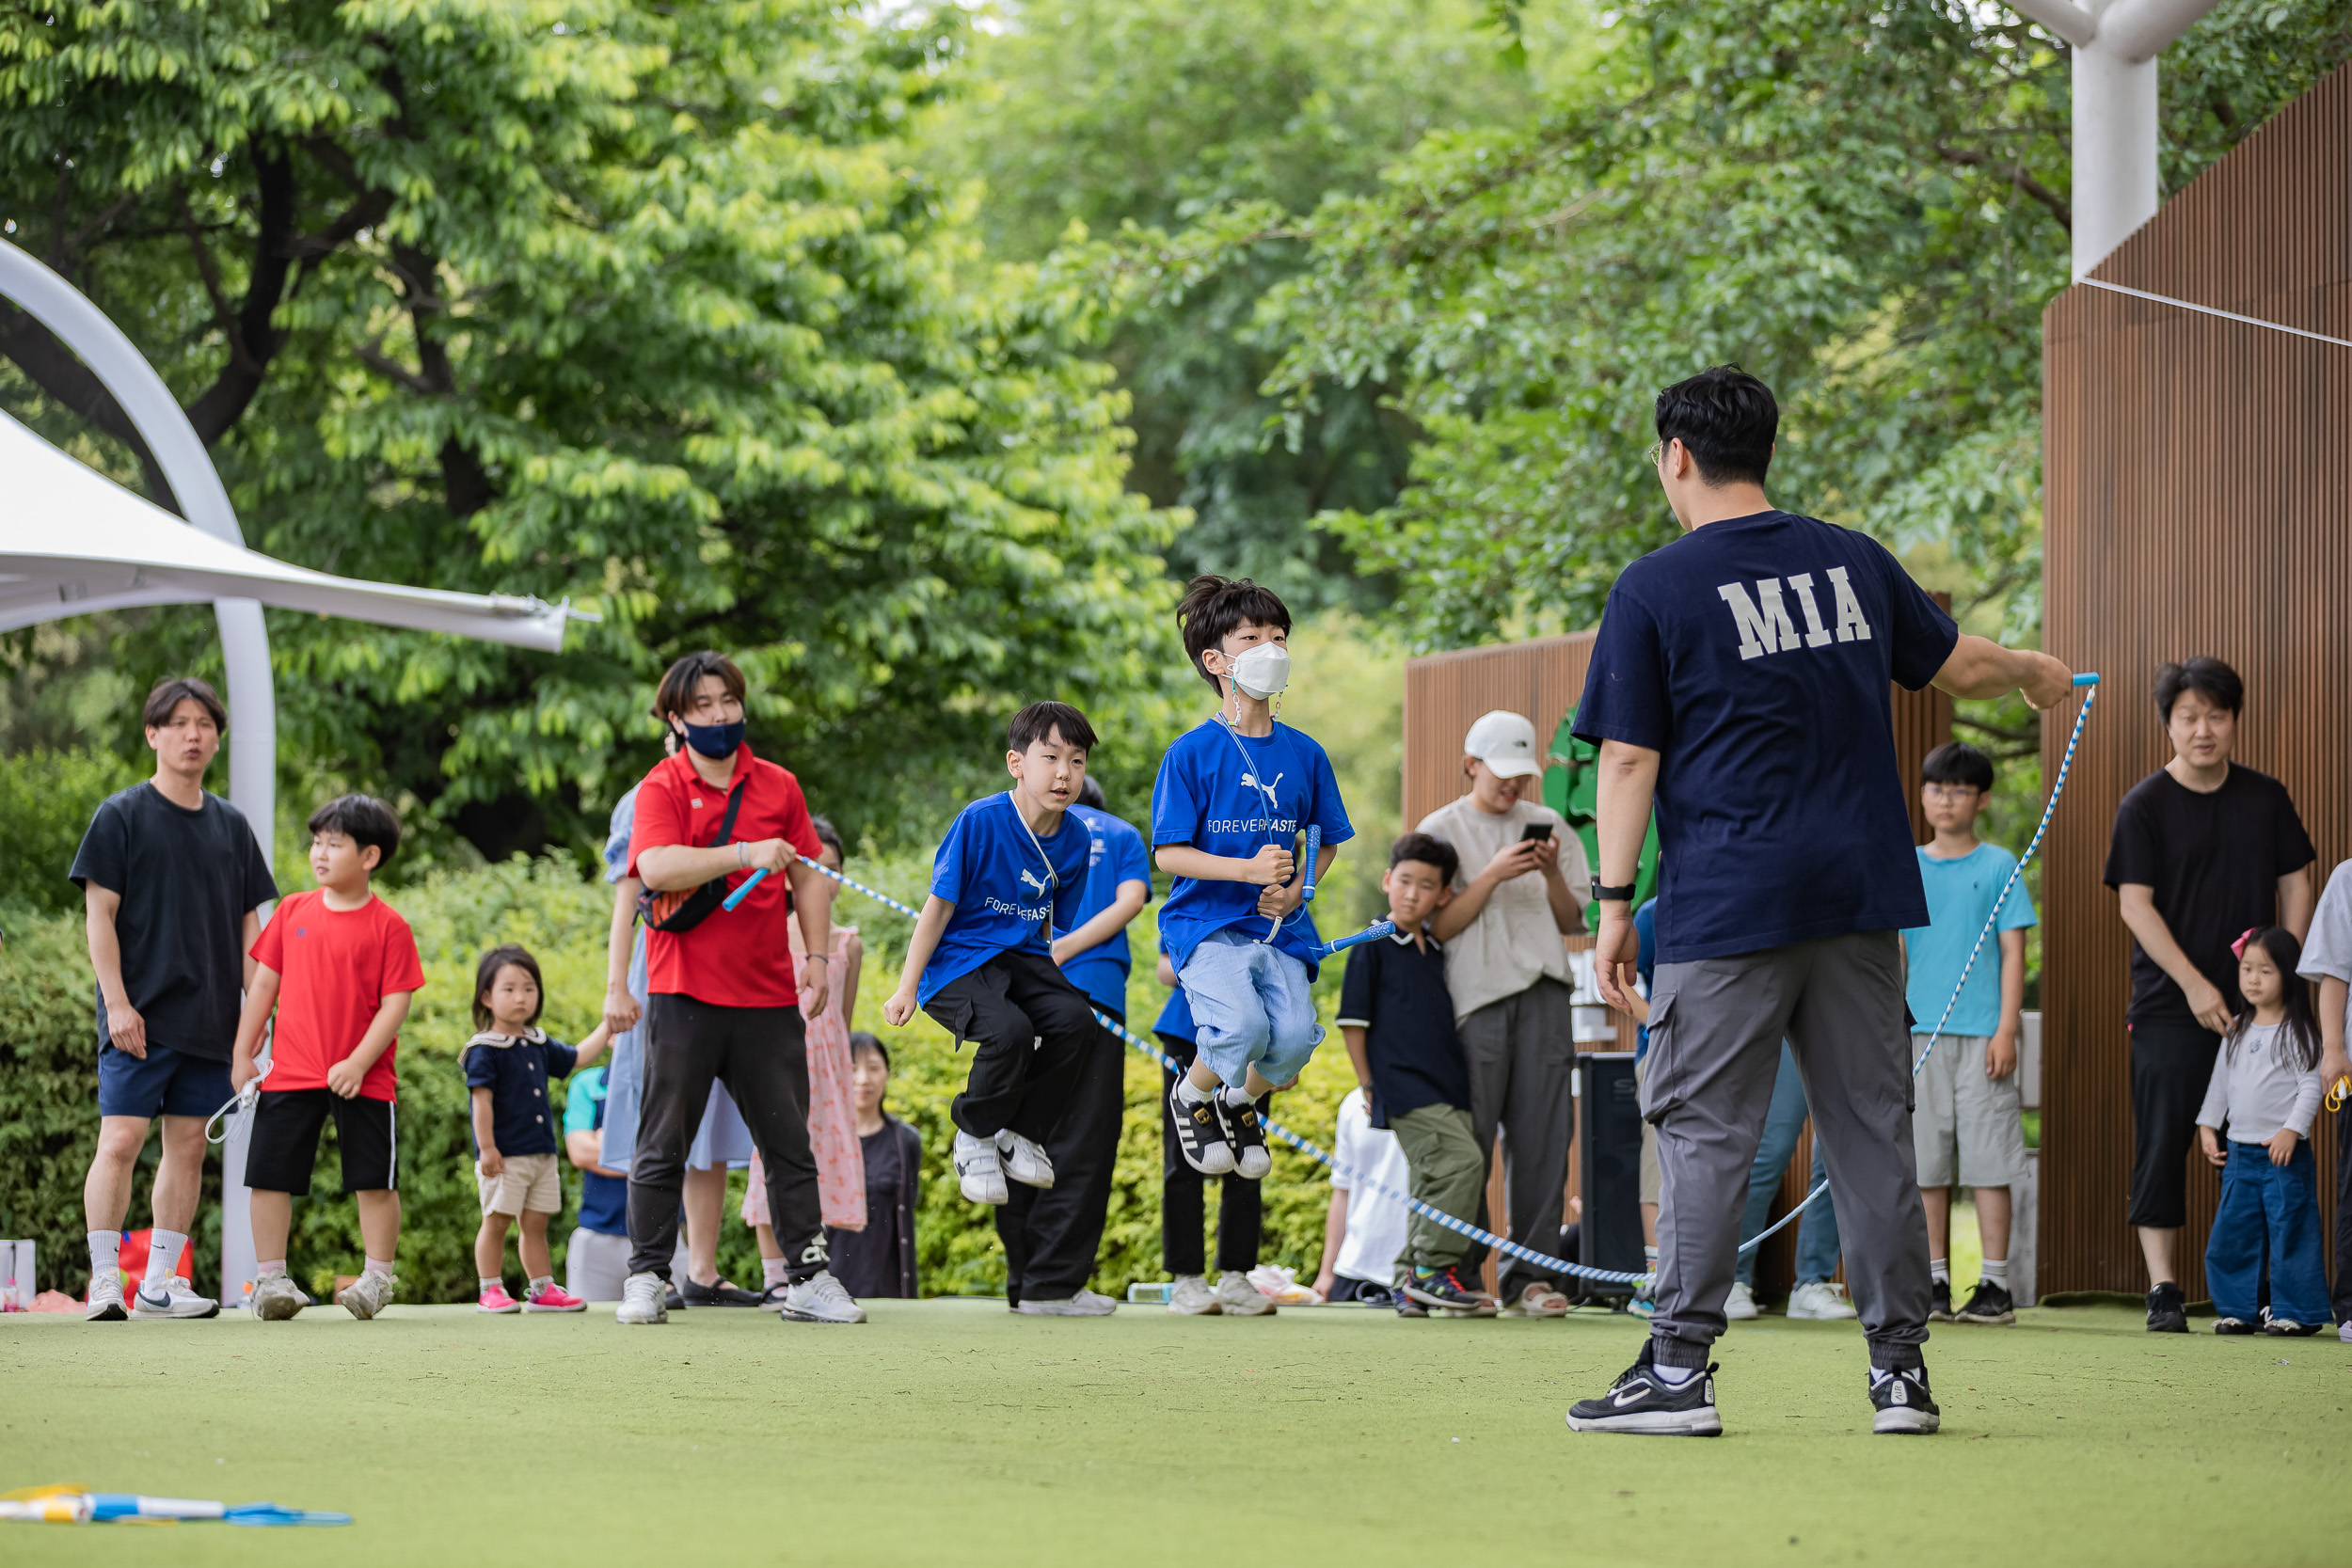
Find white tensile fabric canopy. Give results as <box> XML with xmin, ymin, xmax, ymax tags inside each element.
<box><xmin>0</xmin><ymin>408</ymin><xmax>576</xmax><ymax>650</ymax></box>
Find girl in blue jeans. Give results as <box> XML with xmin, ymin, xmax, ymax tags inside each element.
<box><xmin>2198</xmin><ymin>927</ymin><xmax>2329</xmax><ymax>1336</ymax></box>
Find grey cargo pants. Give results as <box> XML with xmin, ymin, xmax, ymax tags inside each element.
<box><xmin>1643</xmin><ymin>930</ymin><xmax>1930</xmax><ymax>1370</ymax></box>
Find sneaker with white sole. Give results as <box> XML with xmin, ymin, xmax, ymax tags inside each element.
<box><xmin>615</xmin><ymin>1272</ymin><xmax>668</xmax><ymax>1324</ymax></box>
<box><xmin>778</xmin><ymin>1270</ymin><xmax>866</xmax><ymax>1324</ymax></box>
<box><xmin>524</xmin><ymin>1282</ymin><xmax>587</xmax><ymax>1313</ymax></box>
<box><xmin>1168</xmin><ymin>1080</ymin><xmax>1236</xmax><ymax>1176</ymax></box>
<box><xmin>341</xmin><ymin>1270</ymin><xmax>396</xmax><ymax>1320</ymax></box>
<box><xmin>1565</xmin><ymin>1343</ymin><xmax>1722</xmax><ymax>1435</ymax></box>
<box><xmin>1216</xmin><ymin>1093</ymin><xmax>1272</xmax><ymax>1180</ymax></box>
<box><xmin>250</xmin><ymin>1271</ymin><xmax>306</xmax><ymax>1321</ymax></box>
<box><xmin>1954</xmin><ymin>1279</ymin><xmax>2014</xmax><ymax>1325</ymax></box>
<box><xmin>954</xmin><ymin>1130</ymin><xmax>1010</xmax><ymax>1205</ymax></box>
<box><xmin>1867</xmin><ymin>1364</ymin><xmax>1941</xmax><ymax>1433</ymax></box>
<box><xmin>1723</xmin><ymin>1280</ymin><xmax>1760</xmax><ymax>1321</ymax></box>
<box><xmin>85</xmin><ymin>1273</ymin><xmax>127</xmax><ymax>1323</ymax></box>
<box><xmin>1014</xmin><ymin>1290</ymin><xmax>1116</xmax><ymax>1316</ymax></box>
<box><xmin>477</xmin><ymin>1284</ymin><xmax>523</xmax><ymax>1315</ymax></box>
<box><xmin>1787</xmin><ymin>1281</ymin><xmax>1858</xmax><ymax>1321</ymax></box>
<box><xmin>1215</xmin><ymin>1270</ymin><xmax>1276</xmax><ymax>1317</ymax></box>
<box><xmin>1168</xmin><ymin>1275</ymin><xmax>1219</xmax><ymax>1315</ymax></box>
<box><xmin>131</xmin><ymin>1275</ymin><xmax>221</xmax><ymax>1320</ymax></box>
<box><xmin>996</xmin><ymin>1130</ymin><xmax>1056</xmax><ymax>1190</ymax></box>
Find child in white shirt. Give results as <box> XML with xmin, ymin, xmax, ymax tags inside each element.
<box><xmin>2197</xmin><ymin>926</ymin><xmax>2328</xmax><ymax>1335</ymax></box>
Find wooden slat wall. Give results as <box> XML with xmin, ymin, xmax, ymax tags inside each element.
<box><xmin>2040</xmin><ymin>63</ymin><xmax>2352</xmax><ymax>1297</ymax></box>
<box><xmin>1405</xmin><ymin>627</ymin><xmax>1948</xmax><ymax>1297</ymax></box>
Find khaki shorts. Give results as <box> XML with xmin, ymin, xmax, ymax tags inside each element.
<box><xmin>1911</xmin><ymin>1034</ymin><xmax>2027</xmax><ymax>1188</ymax></box>
<box><xmin>477</xmin><ymin>1150</ymin><xmax>562</xmax><ymax>1215</ymax></box>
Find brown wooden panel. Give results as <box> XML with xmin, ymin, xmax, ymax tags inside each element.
<box><xmin>2040</xmin><ymin>62</ymin><xmax>2351</xmax><ymax>1297</ymax></box>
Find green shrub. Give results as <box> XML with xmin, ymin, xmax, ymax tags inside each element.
<box><xmin>0</xmin><ymin>859</ymin><xmax>1359</xmax><ymax>1303</ymax></box>
<box><xmin>0</xmin><ymin>747</ymin><xmax>138</xmax><ymax>912</ymax></box>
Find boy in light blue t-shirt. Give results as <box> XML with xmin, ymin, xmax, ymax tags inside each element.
<box><xmin>1153</xmin><ymin>576</ymin><xmax>1353</xmax><ymax>1183</ymax></box>
<box><xmin>1902</xmin><ymin>741</ymin><xmax>2038</xmax><ymax>1327</ymax></box>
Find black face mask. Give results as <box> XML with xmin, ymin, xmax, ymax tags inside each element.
<box><xmin>677</xmin><ymin>718</ymin><xmax>744</xmax><ymax>758</ymax></box>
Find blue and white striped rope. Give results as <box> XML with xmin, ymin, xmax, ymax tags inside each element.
<box><xmin>1737</xmin><ymin>673</ymin><xmax>2101</xmax><ymax>1256</ymax></box>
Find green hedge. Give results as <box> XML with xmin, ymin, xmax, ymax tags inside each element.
<box><xmin>0</xmin><ymin>747</ymin><xmax>137</xmax><ymax>912</ymax></box>
<box><xmin>0</xmin><ymin>856</ymin><xmax>1358</xmax><ymax>1302</ymax></box>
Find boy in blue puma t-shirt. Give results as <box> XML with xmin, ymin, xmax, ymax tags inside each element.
<box><xmin>1153</xmin><ymin>576</ymin><xmax>1353</xmax><ymax>1183</ymax></box>
<box><xmin>883</xmin><ymin>703</ymin><xmax>1097</xmax><ymax>1210</ymax></box>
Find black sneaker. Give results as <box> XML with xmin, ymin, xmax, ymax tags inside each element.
<box><xmin>2146</xmin><ymin>1281</ymin><xmax>2188</xmax><ymax>1333</ymax></box>
<box><xmin>2265</xmin><ymin>1317</ymin><xmax>2325</xmax><ymax>1338</ymax></box>
<box><xmin>1565</xmin><ymin>1343</ymin><xmax>1721</xmax><ymax>1435</ymax></box>
<box><xmin>1168</xmin><ymin>1080</ymin><xmax>1235</xmax><ymax>1176</ymax></box>
<box><xmin>1404</xmin><ymin>1266</ymin><xmax>1495</xmax><ymax>1316</ymax></box>
<box><xmin>1395</xmin><ymin>1295</ymin><xmax>1430</xmax><ymax>1319</ymax></box>
<box><xmin>1928</xmin><ymin>1279</ymin><xmax>1953</xmax><ymax>1322</ymax></box>
<box><xmin>1868</xmin><ymin>1364</ymin><xmax>1941</xmax><ymax>1434</ymax></box>
<box><xmin>1955</xmin><ymin>1279</ymin><xmax>2014</xmax><ymax>1325</ymax></box>
<box><xmin>2213</xmin><ymin>1316</ymin><xmax>2260</xmax><ymax>1335</ymax></box>
<box><xmin>1215</xmin><ymin>1092</ymin><xmax>1272</xmax><ymax>1180</ymax></box>
<box><xmin>664</xmin><ymin>1282</ymin><xmax>687</xmax><ymax>1312</ymax></box>
<box><xmin>680</xmin><ymin>1276</ymin><xmax>764</xmax><ymax>1307</ymax></box>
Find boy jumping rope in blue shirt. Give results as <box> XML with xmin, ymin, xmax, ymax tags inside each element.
<box><xmin>884</xmin><ymin>703</ymin><xmax>1099</xmax><ymax>1209</ymax></box>
<box><xmin>1153</xmin><ymin>576</ymin><xmax>1354</xmax><ymax>1180</ymax></box>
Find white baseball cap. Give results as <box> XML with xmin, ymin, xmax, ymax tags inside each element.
<box><xmin>1464</xmin><ymin>710</ymin><xmax>1542</xmax><ymax>779</ymax></box>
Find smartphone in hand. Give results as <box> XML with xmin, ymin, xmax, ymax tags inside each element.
<box><xmin>1519</xmin><ymin>821</ymin><xmax>1554</xmax><ymax>843</ymax></box>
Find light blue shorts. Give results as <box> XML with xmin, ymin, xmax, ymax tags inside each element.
<box><xmin>1179</xmin><ymin>928</ymin><xmax>1323</xmax><ymax>1088</ymax></box>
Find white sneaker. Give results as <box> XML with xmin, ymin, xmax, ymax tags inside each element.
<box><xmin>1788</xmin><ymin>1280</ymin><xmax>1859</xmax><ymax>1321</ymax></box>
<box><xmin>85</xmin><ymin>1272</ymin><xmax>127</xmax><ymax>1322</ymax></box>
<box><xmin>250</xmin><ymin>1271</ymin><xmax>306</xmax><ymax>1321</ymax></box>
<box><xmin>995</xmin><ymin>1129</ymin><xmax>1056</xmax><ymax>1190</ymax></box>
<box><xmin>615</xmin><ymin>1271</ymin><xmax>668</xmax><ymax>1324</ymax></box>
<box><xmin>954</xmin><ymin>1131</ymin><xmax>1009</xmax><ymax>1205</ymax></box>
<box><xmin>341</xmin><ymin>1270</ymin><xmax>396</xmax><ymax>1320</ymax></box>
<box><xmin>1215</xmin><ymin>1270</ymin><xmax>1276</xmax><ymax>1317</ymax></box>
<box><xmin>1168</xmin><ymin>1274</ymin><xmax>1219</xmax><ymax>1315</ymax></box>
<box><xmin>1014</xmin><ymin>1291</ymin><xmax>1116</xmax><ymax>1316</ymax></box>
<box><xmin>1724</xmin><ymin>1280</ymin><xmax>1760</xmax><ymax>1321</ymax></box>
<box><xmin>777</xmin><ymin>1270</ymin><xmax>866</xmax><ymax>1324</ymax></box>
<box><xmin>132</xmin><ymin>1275</ymin><xmax>220</xmax><ymax>1320</ymax></box>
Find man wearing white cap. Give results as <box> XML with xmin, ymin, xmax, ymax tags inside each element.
<box><xmin>1415</xmin><ymin>708</ymin><xmax>1591</xmax><ymax>1315</ymax></box>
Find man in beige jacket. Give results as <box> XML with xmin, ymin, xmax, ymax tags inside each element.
<box><xmin>1416</xmin><ymin>709</ymin><xmax>1590</xmax><ymax>1315</ymax></box>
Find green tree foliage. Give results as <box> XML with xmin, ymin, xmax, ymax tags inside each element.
<box><xmin>0</xmin><ymin>0</ymin><xmax>1184</xmax><ymax>862</ymax></box>
<box><xmin>1107</xmin><ymin>0</ymin><xmax>2349</xmax><ymax>650</ymax></box>
<box><xmin>0</xmin><ymin>746</ymin><xmax>135</xmax><ymax>911</ymax></box>
<box><xmin>925</xmin><ymin>0</ymin><xmax>1550</xmax><ymax>610</ymax></box>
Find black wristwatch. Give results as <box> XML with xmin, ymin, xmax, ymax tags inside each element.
<box><xmin>1590</xmin><ymin>878</ymin><xmax>1637</xmax><ymax>903</ymax></box>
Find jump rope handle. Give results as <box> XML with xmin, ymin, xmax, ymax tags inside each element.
<box><xmin>721</xmin><ymin>864</ymin><xmax>769</xmax><ymax>911</ymax></box>
<box><xmin>1300</xmin><ymin>825</ymin><xmax>1321</xmax><ymax>903</ymax></box>
<box><xmin>2073</xmin><ymin>673</ymin><xmax>2100</xmax><ymax>687</ymax></box>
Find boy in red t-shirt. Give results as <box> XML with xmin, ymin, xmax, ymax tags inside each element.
<box><xmin>230</xmin><ymin>795</ymin><xmax>425</xmax><ymax>1321</ymax></box>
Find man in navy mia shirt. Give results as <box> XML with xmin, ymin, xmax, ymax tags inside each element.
<box><xmin>1565</xmin><ymin>368</ymin><xmax>2074</xmax><ymax>1437</ymax></box>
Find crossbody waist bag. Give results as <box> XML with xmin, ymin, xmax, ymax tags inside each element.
<box><xmin>636</xmin><ymin>775</ymin><xmax>753</xmax><ymax>934</ymax></box>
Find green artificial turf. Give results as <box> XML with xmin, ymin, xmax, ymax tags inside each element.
<box><xmin>5</xmin><ymin>1300</ymin><xmax>2347</xmax><ymax>1565</ymax></box>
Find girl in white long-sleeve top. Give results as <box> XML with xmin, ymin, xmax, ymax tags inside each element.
<box><xmin>2197</xmin><ymin>926</ymin><xmax>2329</xmax><ymax>1336</ymax></box>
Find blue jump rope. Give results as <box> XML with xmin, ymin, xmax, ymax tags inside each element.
<box><xmin>720</xmin><ymin>673</ymin><xmax>2094</xmax><ymax>1290</ymax></box>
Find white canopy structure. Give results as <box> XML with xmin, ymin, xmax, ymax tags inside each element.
<box><xmin>0</xmin><ymin>408</ymin><xmax>576</xmax><ymax>650</ymax></box>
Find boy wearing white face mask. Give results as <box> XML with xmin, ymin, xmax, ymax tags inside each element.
<box><xmin>1152</xmin><ymin>576</ymin><xmax>1355</xmax><ymax>1181</ymax></box>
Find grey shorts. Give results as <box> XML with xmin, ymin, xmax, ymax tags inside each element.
<box><xmin>1910</xmin><ymin>1033</ymin><xmax>2027</xmax><ymax>1188</ymax></box>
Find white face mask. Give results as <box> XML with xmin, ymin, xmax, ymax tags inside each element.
<box><xmin>1228</xmin><ymin>642</ymin><xmax>1291</xmax><ymax>701</ymax></box>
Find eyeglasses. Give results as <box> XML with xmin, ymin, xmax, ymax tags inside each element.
<box><xmin>1646</xmin><ymin>439</ymin><xmax>1666</xmax><ymax>467</ymax></box>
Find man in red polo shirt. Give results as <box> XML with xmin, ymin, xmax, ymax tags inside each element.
<box><xmin>617</xmin><ymin>650</ymin><xmax>860</xmax><ymax>1325</ymax></box>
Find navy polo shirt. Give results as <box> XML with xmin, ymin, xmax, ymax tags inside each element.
<box><xmin>1335</xmin><ymin>926</ymin><xmax>1470</xmax><ymax>1128</ymax></box>
<box><xmin>462</xmin><ymin>1031</ymin><xmax>580</xmax><ymax>1157</ymax></box>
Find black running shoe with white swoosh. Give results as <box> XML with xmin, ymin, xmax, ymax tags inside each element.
<box><xmin>1565</xmin><ymin>1344</ymin><xmax>1722</xmax><ymax>1435</ymax></box>
<box><xmin>1867</xmin><ymin>1364</ymin><xmax>1941</xmax><ymax>1433</ymax></box>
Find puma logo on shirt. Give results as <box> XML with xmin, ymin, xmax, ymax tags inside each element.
<box><xmin>1716</xmin><ymin>568</ymin><xmax>1874</xmax><ymax>659</ymax></box>
<box><xmin>1018</xmin><ymin>867</ymin><xmax>1051</xmax><ymax>895</ymax></box>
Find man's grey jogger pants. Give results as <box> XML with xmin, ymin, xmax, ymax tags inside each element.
<box><xmin>1642</xmin><ymin>929</ymin><xmax>1930</xmax><ymax>1370</ymax></box>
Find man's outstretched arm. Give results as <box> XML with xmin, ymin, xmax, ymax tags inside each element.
<box><xmin>1933</xmin><ymin>634</ymin><xmax>2075</xmax><ymax>708</ymax></box>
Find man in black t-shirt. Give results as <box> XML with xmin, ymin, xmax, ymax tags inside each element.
<box><xmin>2103</xmin><ymin>657</ymin><xmax>2313</xmax><ymax>1333</ymax></box>
<box><xmin>68</xmin><ymin>677</ymin><xmax>278</xmax><ymax>1322</ymax></box>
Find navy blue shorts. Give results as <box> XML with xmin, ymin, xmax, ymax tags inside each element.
<box><xmin>96</xmin><ymin>1043</ymin><xmax>233</xmax><ymax>1120</ymax></box>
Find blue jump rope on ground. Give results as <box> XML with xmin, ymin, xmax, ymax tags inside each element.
<box><xmin>723</xmin><ymin>673</ymin><xmax>2096</xmax><ymax>1291</ymax></box>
